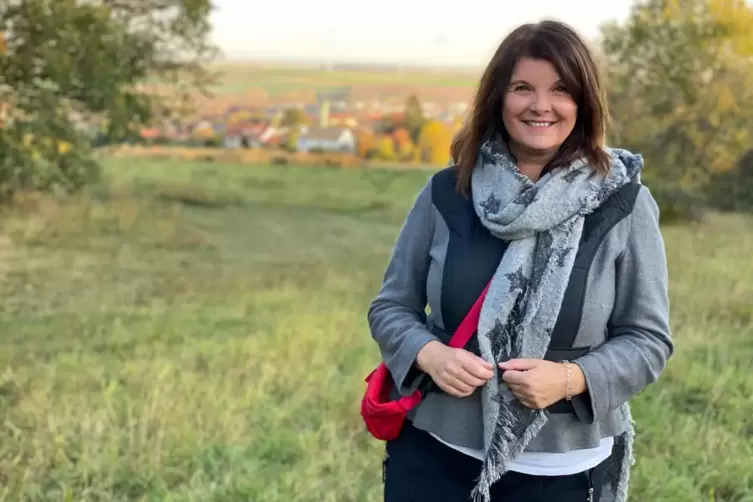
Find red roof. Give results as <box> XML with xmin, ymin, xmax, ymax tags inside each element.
<box><xmin>140</xmin><ymin>128</ymin><xmax>161</xmax><ymax>139</ymax></box>
<box><xmin>226</xmin><ymin>121</ymin><xmax>268</xmax><ymax>137</ymax></box>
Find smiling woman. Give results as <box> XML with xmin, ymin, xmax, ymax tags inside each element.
<box><xmin>365</xmin><ymin>19</ymin><xmax>672</xmax><ymax>502</ymax></box>
<box><xmin>451</xmin><ymin>20</ymin><xmax>611</xmax><ymax>189</ymax></box>
<box><xmin>502</xmin><ymin>58</ymin><xmax>578</xmax><ymax>176</ymax></box>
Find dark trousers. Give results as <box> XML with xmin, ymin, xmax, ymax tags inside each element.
<box><xmin>383</xmin><ymin>420</ymin><xmax>607</xmax><ymax>502</ymax></box>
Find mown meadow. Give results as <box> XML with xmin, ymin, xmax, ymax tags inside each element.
<box><xmin>0</xmin><ymin>159</ymin><xmax>751</xmax><ymax>501</ymax></box>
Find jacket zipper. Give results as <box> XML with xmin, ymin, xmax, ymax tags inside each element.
<box><xmin>587</xmin><ymin>466</ymin><xmax>595</xmax><ymax>502</ymax></box>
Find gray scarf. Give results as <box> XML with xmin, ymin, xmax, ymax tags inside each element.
<box><xmin>469</xmin><ymin>136</ymin><xmax>642</xmax><ymax>502</ymax></box>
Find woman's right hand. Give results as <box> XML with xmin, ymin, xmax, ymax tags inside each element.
<box><xmin>415</xmin><ymin>340</ymin><xmax>495</xmax><ymax>398</ymax></box>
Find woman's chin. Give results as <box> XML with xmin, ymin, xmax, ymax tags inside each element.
<box><xmin>515</xmin><ymin>139</ymin><xmax>562</xmax><ymax>155</ymax></box>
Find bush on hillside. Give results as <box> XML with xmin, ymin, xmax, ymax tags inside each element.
<box><xmin>649</xmin><ymin>183</ymin><xmax>707</xmax><ymax>224</ymax></box>
<box><xmin>705</xmin><ymin>150</ymin><xmax>753</xmax><ymax>213</ymax></box>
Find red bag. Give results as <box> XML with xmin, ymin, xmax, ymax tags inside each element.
<box><xmin>360</xmin><ymin>281</ymin><xmax>492</xmax><ymax>441</ymax></box>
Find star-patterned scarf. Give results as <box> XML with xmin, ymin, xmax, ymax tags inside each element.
<box><xmin>469</xmin><ymin>135</ymin><xmax>643</xmax><ymax>502</ymax></box>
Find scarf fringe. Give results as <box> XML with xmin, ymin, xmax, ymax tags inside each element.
<box><xmin>613</xmin><ymin>403</ymin><xmax>636</xmax><ymax>502</ymax></box>
<box><xmin>468</xmin><ymin>137</ymin><xmax>643</xmax><ymax>502</ymax></box>
<box><xmin>470</xmin><ymin>409</ymin><xmax>548</xmax><ymax>502</ymax></box>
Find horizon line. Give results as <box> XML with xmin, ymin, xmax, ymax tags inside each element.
<box><xmin>213</xmin><ymin>54</ymin><xmax>487</xmax><ymax>71</ymax></box>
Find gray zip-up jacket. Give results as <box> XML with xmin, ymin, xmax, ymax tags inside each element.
<box><xmin>367</xmin><ymin>174</ymin><xmax>673</xmax><ymax>459</ymax></box>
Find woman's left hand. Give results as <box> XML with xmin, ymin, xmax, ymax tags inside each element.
<box><xmin>498</xmin><ymin>359</ymin><xmax>586</xmax><ymax>409</ymax></box>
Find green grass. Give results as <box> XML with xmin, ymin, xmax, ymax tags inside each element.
<box><xmin>1</xmin><ymin>159</ymin><xmax>752</xmax><ymax>501</ymax></box>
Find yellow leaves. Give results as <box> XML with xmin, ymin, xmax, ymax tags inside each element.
<box><xmin>708</xmin><ymin>0</ymin><xmax>753</xmax><ymax>55</ymax></box>
<box><xmin>0</xmin><ymin>31</ymin><xmax>6</xmax><ymax>55</ymax></box>
<box><xmin>353</xmin><ymin>128</ymin><xmax>375</xmax><ymax>158</ymax></box>
<box><xmin>58</xmin><ymin>141</ymin><xmax>72</xmax><ymax>154</ymax></box>
<box><xmin>20</xmin><ymin>133</ymin><xmax>74</xmax><ymax>155</ymax></box>
<box><xmin>226</xmin><ymin>110</ymin><xmax>251</xmax><ymax>126</ymax></box>
<box><xmin>396</xmin><ymin>140</ymin><xmax>414</xmax><ymax>161</ymax></box>
<box><xmin>417</xmin><ymin>120</ymin><xmax>452</xmax><ymax>166</ymax></box>
<box><xmin>374</xmin><ymin>136</ymin><xmax>395</xmax><ymax>161</ymax></box>
<box><xmin>732</xmin><ymin>128</ymin><xmax>750</xmax><ymax>145</ymax></box>
<box><xmin>662</xmin><ymin>0</ymin><xmax>682</xmax><ymax>19</ymax></box>
<box><xmin>602</xmin><ymin>0</ymin><xmax>753</xmax><ymax>187</ymax></box>
<box><xmin>715</xmin><ymin>84</ymin><xmax>737</xmax><ymax>113</ymax></box>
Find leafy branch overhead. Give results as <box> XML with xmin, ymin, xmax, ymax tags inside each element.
<box><xmin>0</xmin><ymin>0</ymin><xmax>218</xmax><ymax>199</ymax></box>
<box><xmin>600</xmin><ymin>0</ymin><xmax>753</xmax><ymax>192</ymax></box>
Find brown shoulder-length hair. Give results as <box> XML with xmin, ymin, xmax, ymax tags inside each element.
<box><xmin>450</xmin><ymin>20</ymin><xmax>610</xmax><ymax>195</ymax></box>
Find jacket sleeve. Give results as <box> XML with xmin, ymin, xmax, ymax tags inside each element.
<box><xmin>367</xmin><ymin>178</ymin><xmax>439</xmax><ymax>396</ymax></box>
<box><xmin>573</xmin><ymin>186</ymin><xmax>674</xmax><ymax>424</ymax></box>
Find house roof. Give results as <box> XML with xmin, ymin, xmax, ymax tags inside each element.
<box><xmin>140</xmin><ymin>128</ymin><xmax>161</xmax><ymax>139</ymax></box>
<box><xmin>226</xmin><ymin>121</ymin><xmax>268</xmax><ymax>136</ymax></box>
<box><xmin>302</xmin><ymin>126</ymin><xmax>350</xmax><ymax>141</ymax></box>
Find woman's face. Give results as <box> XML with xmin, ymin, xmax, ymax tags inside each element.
<box><xmin>502</xmin><ymin>57</ymin><xmax>577</xmax><ymax>158</ymax></box>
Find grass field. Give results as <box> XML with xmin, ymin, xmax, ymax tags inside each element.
<box><xmin>212</xmin><ymin>62</ymin><xmax>479</xmax><ymax>95</ymax></box>
<box><xmin>178</xmin><ymin>62</ymin><xmax>479</xmax><ymax>114</ymax></box>
<box><xmin>1</xmin><ymin>159</ymin><xmax>752</xmax><ymax>501</ymax></box>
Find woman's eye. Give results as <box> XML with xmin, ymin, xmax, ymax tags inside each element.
<box><xmin>553</xmin><ymin>86</ymin><xmax>569</xmax><ymax>93</ymax></box>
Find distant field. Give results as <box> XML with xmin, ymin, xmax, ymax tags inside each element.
<box><xmin>182</xmin><ymin>62</ymin><xmax>481</xmax><ymax>113</ymax></box>
<box><xmin>1</xmin><ymin>159</ymin><xmax>752</xmax><ymax>501</ymax></box>
<box><xmin>214</xmin><ymin>63</ymin><xmax>479</xmax><ymax>92</ymax></box>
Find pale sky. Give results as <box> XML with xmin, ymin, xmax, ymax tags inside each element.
<box><xmin>209</xmin><ymin>0</ymin><xmax>634</xmax><ymax>67</ymax></box>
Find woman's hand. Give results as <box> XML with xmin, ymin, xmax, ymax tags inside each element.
<box><xmin>498</xmin><ymin>359</ymin><xmax>587</xmax><ymax>409</ymax></box>
<box><xmin>416</xmin><ymin>341</ymin><xmax>495</xmax><ymax>398</ymax></box>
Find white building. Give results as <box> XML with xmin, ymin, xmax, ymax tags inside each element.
<box><xmin>297</xmin><ymin>126</ymin><xmax>356</xmax><ymax>153</ymax></box>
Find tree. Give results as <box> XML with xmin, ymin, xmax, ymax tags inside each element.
<box><xmin>373</xmin><ymin>135</ymin><xmax>396</xmax><ymax>161</ymax></box>
<box><xmin>280</xmin><ymin>108</ymin><xmax>307</xmax><ymax>128</ymax></box>
<box><xmin>403</xmin><ymin>94</ymin><xmax>425</xmax><ymax>144</ymax></box>
<box><xmin>226</xmin><ymin>107</ymin><xmax>252</xmax><ymax>125</ymax></box>
<box><xmin>706</xmin><ymin>149</ymin><xmax>753</xmax><ymax>212</ymax></box>
<box><xmin>416</xmin><ymin>120</ymin><xmax>452</xmax><ymax>166</ymax></box>
<box><xmin>354</xmin><ymin>128</ymin><xmax>375</xmax><ymax>158</ymax></box>
<box><xmin>600</xmin><ymin>0</ymin><xmax>753</xmax><ymax>196</ymax></box>
<box><xmin>392</xmin><ymin>127</ymin><xmax>414</xmax><ymax>161</ymax></box>
<box><xmin>283</xmin><ymin>126</ymin><xmax>301</xmax><ymax>153</ymax></box>
<box><xmin>376</xmin><ymin>112</ymin><xmax>402</xmax><ymax>135</ymax></box>
<box><xmin>0</xmin><ymin>0</ymin><xmax>217</xmax><ymax>200</ymax></box>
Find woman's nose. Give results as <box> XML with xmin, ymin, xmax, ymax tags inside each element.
<box><xmin>529</xmin><ymin>92</ymin><xmax>552</xmax><ymax>114</ymax></box>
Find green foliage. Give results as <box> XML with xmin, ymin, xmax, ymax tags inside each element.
<box><xmin>644</xmin><ymin>179</ymin><xmax>707</xmax><ymax>224</ymax></box>
<box><xmin>0</xmin><ymin>0</ymin><xmax>217</xmax><ymax>201</ymax></box>
<box><xmin>283</xmin><ymin>127</ymin><xmax>300</xmax><ymax>152</ymax></box>
<box><xmin>706</xmin><ymin>149</ymin><xmax>753</xmax><ymax>212</ymax></box>
<box><xmin>600</xmin><ymin>0</ymin><xmax>753</xmax><ymax>220</ymax></box>
<box><xmin>403</xmin><ymin>94</ymin><xmax>425</xmax><ymax>144</ymax></box>
<box><xmin>280</xmin><ymin>108</ymin><xmax>307</xmax><ymax>128</ymax></box>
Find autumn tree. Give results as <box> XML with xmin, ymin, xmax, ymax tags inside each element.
<box><xmin>280</xmin><ymin>108</ymin><xmax>307</xmax><ymax>128</ymax></box>
<box><xmin>377</xmin><ymin>112</ymin><xmax>403</xmax><ymax>134</ymax></box>
<box><xmin>0</xmin><ymin>0</ymin><xmax>217</xmax><ymax>200</ymax></box>
<box><xmin>373</xmin><ymin>135</ymin><xmax>396</xmax><ymax>161</ymax></box>
<box><xmin>392</xmin><ymin>127</ymin><xmax>414</xmax><ymax>161</ymax></box>
<box><xmin>600</xmin><ymin>0</ymin><xmax>753</xmax><ymax>209</ymax></box>
<box><xmin>403</xmin><ymin>94</ymin><xmax>425</xmax><ymax>144</ymax></box>
<box><xmin>354</xmin><ymin>128</ymin><xmax>375</xmax><ymax>158</ymax></box>
<box><xmin>283</xmin><ymin>126</ymin><xmax>301</xmax><ymax>153</ymax></box>
<box><xmin>392</xmin><ymin>127</ymin><xmax>411</xmax><ymax>147</ymax></box>
<box><xmin>226</xmin><ymin>107</ymin><xmax>252</xmax><ymax>125</ymax></box>
<box><xmin>417</xmin><ymin>120</ymin><xmax>452</xmax><ymax>166</ymax></box>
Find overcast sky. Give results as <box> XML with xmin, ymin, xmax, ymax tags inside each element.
<box><xmin>209</xmin><ymin>0</ymin><xmax>634</xmax><ymax>67</ymax></box>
